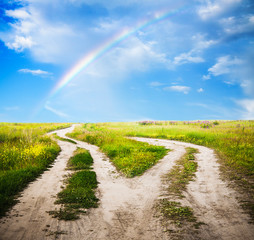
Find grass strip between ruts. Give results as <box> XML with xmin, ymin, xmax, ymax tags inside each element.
<box><xmin>67</xmin><ymin>124</ymin><xmax>168</xmax><ymax>177</ymax></box>
<box><xmin>158</xmin><ymin>147</ymin><xmax>205</xmax><ymax>237</ymax></box>
<box><xmin>48</xmin><ymin>148</ymin><xmax>98</xmax><ymax>220</ymax></box>
<box><xmin>52</xmin><ymin>133</ymin><xmax>77</xmax><ymax>144</ymax></box>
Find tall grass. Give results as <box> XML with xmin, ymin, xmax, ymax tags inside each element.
<box><xmin>67</xmin><ymin>124</ymin><xmax>168</xmax><ymax>177</ymax></box>
<box><xmin>0</xmin><ymin>123</ymin><xmax>70</xmax><ymax>216</ymax></box>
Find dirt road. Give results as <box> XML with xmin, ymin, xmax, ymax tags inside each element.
<box><xmin>0</xmin><ymin>126</ymin><xmax>253</xmax><ymax>239</ymax></box>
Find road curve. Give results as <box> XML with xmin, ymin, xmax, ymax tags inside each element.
<box><xmin>132</xmin><ymin>137</ymin><xmax>254</xmax><ymax>240</ymax></box>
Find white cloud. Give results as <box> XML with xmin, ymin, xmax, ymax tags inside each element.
<box><xmin>205</xmin><ymin>47</ymin><xmax>254</xmax><ymax>97</ymax></box>
<box><xmin>173</xmin><ymin>51</ymin><xmax>204</xmax><ymax>65</ymax></box>
<box><xmin>197</xmin><ymin>88</ymin><xmax>204</xmax><ymax>92</ymax></box>
<box><xmin>0</xmin><ymin>1</ymin><xmax>174</xmax><ymax>67</ymax></box>
<box><xmin>5</xmin><ymin>9</ymin><xmax>30</xmax><ymax>19</ymax></box>
<box><xmin>192</xmin><ymin>35</ymin><xmax>218</xmax><ymax>49</ymax></box>
<box><xmin>1</xmin><ymin>5</ymin><xmax>84</xmax><ymax>63</ymax></box>
<box><xmin>19</xmin><ymin>69</ymin><xmax>51</xmax><ymax>75</ymax></box>
<box><xmin>236</xmin><ymin>99</ymin><xmax>254</xmax><ymax>119</ymax></box>
<box><xmin>44</xmin><ymin>104</ymin><xmax>69</xmax><ymax>118</ymax></box>
<box><xmin>80</xmin><ymin>36</ymin><xmax>169</xmax><ymax>81</ymax></box>
<box><xmin>164</xmin><ymin>85</ymin><xmax>191</xmax><ymax>94</ymax></box>
<box><xmin>198</xmin><ymin>0</ymin><xmax>242</xmax><ymax>20</ymax></box>
<box><xmin>6</xmin><ymin>35</ymin><xmax>34</xmax><ymax>52</ymax></box>
<box><xmin>173</xmin><ymin>34</ymin><xmax>217</xmax><ymax>66</ymax></box>
<box><xmin>220</xmin><ymin>14</ymin><xmax>254</xmax><ymax>36</ymax></box>
<box><xmin>208</xmin><ymin>55</ymin><xmax>243</xmax><ymax>76</ymax></box>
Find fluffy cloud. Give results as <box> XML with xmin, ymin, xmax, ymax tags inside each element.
<box><xmin>19</xmin><ymin>69</ymin><xmax>51</xmax><ymax>75</ymax></box>
<box><xmin>6</xmin><ymin>35</ymin><xmax>34</xmax><ymax>52</ymax></box>
<box><xmin>1</xmin><ymin>4</ymin><xmax>94</xmax><ymax>64</ymax></box>
<box><xmin>173</xmin><ymin>34</ymin><xmax>217</xmax><ymax>66</ymax></box>
<box><xmin>164</xmin><ymin>85</ymin><xmax>191</xmax><ymax>94</ymax></box>
<box><xmin>205</xmin><ymin>50</ymin><xmax>254</xmax><ymax>98</ymax></box>
<box><xmin>208</xmin><ymin>55</ymin><xmax>243</xmax><ymax>76</ymax></box>
<box><xmin>77</xmin><ymin>36</ymin><xmax>169</xmax><ymax>82</ymax></box>
<box><xmin>198</xmin><ymin>0</ymin><xmax>242</xmax><ymax>20</ymax></box>
<box><xmin>220</xmin><ymin>15</ymin><xmax>254</xmax><ymax>38</ymax></box>
<box><xmin>173</xmin><ymin>51</ymin><xmax>204</xmax><ymax>65</ymax></box>
<box><xmin>5</xmin><ymin>9</ymin><xmax>30</xmax><ymax>19</ymax></box>
<box><xmin>1</xmin><ymin>1</ymin><xmax>176</xmax><ymax>68</ymax></box>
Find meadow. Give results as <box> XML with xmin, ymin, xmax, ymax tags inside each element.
<box><xmin>68</xmin><ymin>120</ymin><xmax>254</xmax><ymax>176</ymax></box>
<box><xmin>1</xmin><ymin>120</ymin><xmax>253</xmax><ymax>220</ymax></box>
<box><xmin>68</xmin><ymin>124</ymin><xmax>168</xmax><ymax>177</ymax></box>
<box><xmin>69</xmin><ymin>120</ymin><xmax>254</xmax><ymax>219</ymax></box>
<box><xmin>0</xmin><ymin>123</ymin><xmax>70</xmax><ymax>216</ymax></box>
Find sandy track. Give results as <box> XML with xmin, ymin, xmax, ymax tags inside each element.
<box><xmin>132</xmin><ymin>137</ymin><xmax>254</xmax><ymax>240</ymax></box>
<box><xmin>0</xmin><ymin>127</ymin><xmax>253</xmax><ymax>240</ymax></box>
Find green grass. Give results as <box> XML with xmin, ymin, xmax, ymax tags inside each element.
<box><xmin>67</xmin><ymin>124</ymin><xmax>168</xmax><ymax>177</ymax></box>
<box><xmin>50</xmin><ymin>148</ymin><xmax>98</xmax><ymax>220</ymax></box>
<box><xmin>81</xmin><ymin>121</ymin><xmax>253</xmax><ymax>221</ymax></box>
<box><xmin>123</xmin><ymin>120</ymin><xmax>254</xmax><ymax>176</ymax></box>
<box><xmin>107</xmin><ymin>120</ymin><xmax>254</xmax><ymax>221</ymax></box>
<box><xmin>0</xmin><ymin>123</ymin><xmax>70</xmax><ymax>216</ymax></box>
<box><xmin>56</xmin><ymin>171</ymin><xmax>98</xmax><ymax>208</ymax></box>
<box><xmin>69</xmin><ymin>121</ymin><xmax>254</xmax><ymax>176</ymax></box>
<box><xmin>158</xmin><ymin>200</ymin><xmax>197</xmax><ymax>227</ymax></box>
<box><xmin>67</xmin><ymin>148</ymin><xmax>93</xmax><ymax>170</ymax></box>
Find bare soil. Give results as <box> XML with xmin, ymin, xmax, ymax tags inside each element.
<box><xmin>0</xmin><ymin>127</ymin><xmax>253</xmax><ymax>240</ymax></box>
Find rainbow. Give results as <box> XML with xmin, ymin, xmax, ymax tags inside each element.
<box><xmin>47</xmin><ymin>5</ymin><xmax>188</xmax><ymax>99</ymax></box>
<box><xmin>31</xmin><ymin>4</ymin><xmax>189</xmax><ymax>119</ymax></box>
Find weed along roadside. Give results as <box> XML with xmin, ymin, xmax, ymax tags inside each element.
<box><xmin>48</xmin><ymin>148</ymin><xmax>99</xmax><ymax>220</ymax></box>
<box><xmin>0</xmin><ymin>125</ymin><xmax>102</xmax><ymax>240</ymax></box>
<box><xmin>0</xmin><ymin>123</ymin><xmax>71</xmax><ymax>217</ymax></box>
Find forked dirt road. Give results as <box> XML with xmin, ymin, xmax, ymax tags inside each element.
<box><xmin>0</xmin><ymin>126</ymin><xmax>253</xmax><ymax>239</ymax></box>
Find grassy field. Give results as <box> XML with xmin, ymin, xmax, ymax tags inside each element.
<box><xmin>80</xmin><ymin>120</ymin><xmax>254</xmax><ymax>176</ymax></box>
<box><xmin>1</xmin><ymin>120</ymin><xmax>253</xmax><ymax>219</ymax></box>
<box><xmin>0</xmin><ymin>123</ymin><xmax>70</xmax><ymax>216</ymax></box>
<box><xmin>68</xmin><ymin>120</ymin><xmax>254</xmax><ymax>219</ymax></box>
<box><xmin>67</xmin><ymin>124</ymin><xmax>168</xmax><ymax>177</ymax></box>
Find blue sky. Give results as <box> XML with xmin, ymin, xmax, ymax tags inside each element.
<box><xmin>0</xmin><ymin>0</ymin><xmax>254</xmax><ymax>122</ymax></box>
